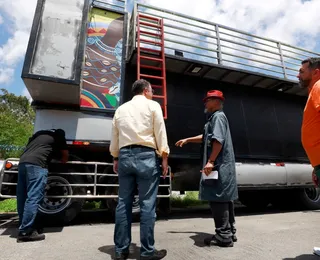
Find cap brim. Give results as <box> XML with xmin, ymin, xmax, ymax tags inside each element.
<box><xmin>203</xmin><ymin>96</ymin><xmax>225</xmax><ymax>102</ymax></box>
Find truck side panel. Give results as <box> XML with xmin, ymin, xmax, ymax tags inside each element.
<box><xmin>124</xmin><ymin>66</ymin><xmax>308</xmax><ymax>162</ymax></box>
<box><xmin>34</xmin><ymin>109</ymin><xmax>113</xmax><ymax>142</ymax></box>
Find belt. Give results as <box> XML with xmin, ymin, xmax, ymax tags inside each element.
<box><xmin>121</xmin><ymin>144</ymin><xmax>154</xmax><ymax>150</ymax></box>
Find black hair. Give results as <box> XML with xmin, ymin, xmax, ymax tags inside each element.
<box><xmin>302</xmin><ymin>57</ymin><xmax>320</xmax><ymax>70</ymax></box>
<box><xmin>54</xmin><ymin>129</ymin><xmax>66</xmax><ymax>137</ymax></box>
<box><xmin>132</xmin><ymin>79</ymin><xmax>151</xmax><ymax>95</ymax></box>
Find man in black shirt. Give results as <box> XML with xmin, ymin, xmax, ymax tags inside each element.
<box><xmin>17</xmin><ymin>129</ymin><xmax>69</xmax><ymax>242</ymax></box>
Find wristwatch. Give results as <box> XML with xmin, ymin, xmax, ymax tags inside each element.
<box><xmin>113</xmin><ymin>157</ymin><xmax>119</xmax><ymax>161</ymax></box>
<box><xmin>208</xmin><ymin>159</ymin><xmax>214</xmax><ymax>164</ymax></box>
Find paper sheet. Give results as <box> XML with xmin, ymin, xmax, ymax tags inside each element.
<box><xmin>202</xmin><ymin>170</ymin><xmax>218</xmax><ymax>180</ymax></box>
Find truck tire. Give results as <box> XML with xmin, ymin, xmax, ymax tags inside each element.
<box><xmin>239</xmin><ymin>191</ymin><xmax>271</xmax><ymax>210</ymax></box>
<box><xmin>38</xmin><ymin>155</ymin><xmax>87</xmax><ymax>226</ymax></box>
<box><xmin>295</xmin><ymin>187</ymin><xmax>320</xmax><ymax>210</ymax></box>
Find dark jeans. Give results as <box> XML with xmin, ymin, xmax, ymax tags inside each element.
<box><xmin>114</xmin><ymin>146</ymin><xmax>161</xmax><ymax>257</ymax></box>
<box><xmin>17</xmin><ymin>163</ymin><xmax>48</xmax><ymax>233</ymax></box>
<box><xmin>209</xmin><ymin>201</ymin><xmax>236</xmax><ymax>243</ymax></box>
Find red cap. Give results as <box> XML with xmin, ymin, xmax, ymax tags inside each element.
<box><xmin>203</xmin><ymin>90</ymin><xmax>225</xmax><ymax>102</ymax></box>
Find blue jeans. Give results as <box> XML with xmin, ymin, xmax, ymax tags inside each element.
<box><xmin>114</xmin><ymin>146</ymin><xmax>161</xmax><ymax>257</ymax></box>
<box><xmin>17</xmin><ymin>163</ymin><xmax>48</xmax><ymax>233</ymax></box>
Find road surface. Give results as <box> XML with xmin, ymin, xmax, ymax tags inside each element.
<box><xmin>1</xmin><ymin>208</ymin><xmax>320</xmax><ymax>260</ymax></box>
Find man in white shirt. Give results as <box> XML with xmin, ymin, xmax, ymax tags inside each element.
<box><xmin>110</xmin><ymin>79</ymin><xmax>170</xmax><ymax>260</ymax></box>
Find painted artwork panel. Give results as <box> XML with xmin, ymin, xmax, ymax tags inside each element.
<box><xmin>80</xmin><ymin>8</ymin><xmax>124</xmax><ymax>109</ymax></box>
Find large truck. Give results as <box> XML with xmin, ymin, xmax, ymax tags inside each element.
<box><xmin>1</xmin><ymin>0</ymin><xmax>320</xmax><ymax>224</ymax></box>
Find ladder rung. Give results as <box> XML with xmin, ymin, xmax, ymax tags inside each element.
<box><xmin>139</xmin><ymin>39</ymin><xmax>162</xmax><ymax>46</ymax></box>
<box><xmin>140</xmin><ymin>74</ymin><xmax>164</xmax><ymax>80</ymax></box>
<box><xmin>153</xmin><ymin>95</ymin><xmax>165</xmax><ymax>99</ymax></box>
<box><xmin>151</xmin><ymin>84</ymin><xmax>163</xmax><ymax>88</ymax></box>
<box><xmin>139</xmin><ymin>21</ymin><xmax>161</xmax><ymax>29</ymax></box>
<box><xmin>140</xmin><ymin>47</ymin><xmax>161</xmax><ymax>54</ymax></box>
<box><xmin>141</xmin><ymin>65</ymin><xmax>162</xmax><ymax>71</ymax></box>
<box><xmin>140</xmin><ymin>55</ymin><xmax>163</xmax><ymax>62</ymax></box>
<box><xmin>138</xmin><ymin>14</ymin><xmax>161</xmax><ymax>22</ymax></box>
<box><xmin>139</xmin><ymin>30</ymin><xmax>161</xmax><ymax>38</ymax></box>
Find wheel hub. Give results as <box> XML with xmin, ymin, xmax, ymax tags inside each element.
<box><xmin>304</xmin><ymin>187</ymin><xmax>320</xmax><ymax>202</ymax></box>
<box><xmin>39</xmin><ymin>176</ymin><xmax>72</xmax><ymax>214</ymax></box>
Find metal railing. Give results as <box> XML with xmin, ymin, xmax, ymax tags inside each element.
<box><xmin>91</xmin><ymin>0</ymin><xmax>126</xmax><ymax>11</ymax></box>
<box><xmin>0</xmin><ymin>158</ymin><xmax>172</xmax><ymax>199</ymax></box>
<box><xmin>128</xmin><ymin>2</ymin><xmax>320</xmax><ymax>82</ymax></box>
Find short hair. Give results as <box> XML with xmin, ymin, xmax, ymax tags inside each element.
<box><xmin>132</xmin><ymin>79</ymin><xmax>151</xmax><ymax>95</ymax></box>
<box><xmin>302</xmin><ymin>57</ymin><xmax>320</xmax><ymax>70</ymax></box>
<box><xmin>55</xmin><ymin>129</ymin><xmax>66</xmax><ymax>137</ymax></box>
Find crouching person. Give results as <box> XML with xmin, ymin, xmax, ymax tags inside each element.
<box><xmin>16</xmin><ymin>129</ymin><xmax>68</xmax><ymax>242</ymax></box>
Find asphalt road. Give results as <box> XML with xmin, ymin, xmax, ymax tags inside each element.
<box><xmin>1</xmin><ymin>208</ymin><xmax>320</xmax><ymax>260</ymax></box>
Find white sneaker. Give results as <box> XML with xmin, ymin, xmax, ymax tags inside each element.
<box><xmin>313</xmin><ymin>247</ymin><xmax>320</xmax><ymax>256</ymax></box>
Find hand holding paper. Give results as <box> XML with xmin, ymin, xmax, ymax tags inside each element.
<box><xmin>201</xmin><ymin>170</ymin><xmax>218</xmax><ymax>180</ymax></box>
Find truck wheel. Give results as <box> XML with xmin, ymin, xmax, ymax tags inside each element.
<box><xmin>239</xmin><ymin>191</ymin><xmax>270</xmax><ymax>210</ymax></box>
<box><xmin>38</xmin><ymin>174</ymin><xmax>85</xmax><ymax>226</ymax></box>
<box><xmin>38</xmin><ymin>156</ymin><xmax>87</xmax><ymax>226</ymax></box>
<box><xmin>296</xmin><ymin>187</ymin><xmax>320</xmax><ymax>210</ymax></box>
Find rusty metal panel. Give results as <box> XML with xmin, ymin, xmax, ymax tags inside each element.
<box><xmin>30</xmin><ymin>0</ymin><xmax>85</xmax><ymax>80</ymax></box>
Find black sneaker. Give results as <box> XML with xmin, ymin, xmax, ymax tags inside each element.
<box><xmin>204</xmin><ymin>235</ymin><xmax>233</xmax><ymax>248</ymax></box>
<box><xmin>115</xmin><ymin>252</ymin><xmax>129</xmax><ymax>260</ymax></box>
<box><xmin>17</xmin><ymin>230</ymin><xmax>45</xmax><ymax>243</ymax></box>
<box><xmin>140</xmin><ymin>249</ymin><xmax>167</xmax><ymax>260</ymax></box>
<box><xmin>232</xmin><ymin>234</ymin><xmax>238</xmax><ymax>242</ymax></box>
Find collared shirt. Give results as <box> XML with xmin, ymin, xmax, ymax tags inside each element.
<box><xmin>302</xmin><ymin>79</ymin><xmax>320</xmax><ymax>167</ymax></box>
<box><xmin>110</xmin><ymin>95</ymin><xmax>170</xmax><ymax>158</ymax></box>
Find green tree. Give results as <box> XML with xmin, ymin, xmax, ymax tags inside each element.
<box><xmin>0</xmin><ymin>88</ymin><xmax>35</xmax><ymax>159</ymax></box>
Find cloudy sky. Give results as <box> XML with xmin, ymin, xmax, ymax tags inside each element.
<box><xmin>0</xmin><ymin>0</ymin><xmax>319</xmax><ymax>99</ymax></box>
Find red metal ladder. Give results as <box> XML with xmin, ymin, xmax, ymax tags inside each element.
<box><xmin>136</xmin><ymin>13</ymin><xmax>167</xmax><ymax>119</ymax></box>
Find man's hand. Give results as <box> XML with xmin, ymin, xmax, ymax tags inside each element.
<box><xmin>113</xmin><ymin>160</ymin><xmax>119</xmax><ymax>174</ymax></box>
<box><xmin>312</xmin><ymin>169</ymin><xmax>319</xmax><ymax>187</ymax></box>
<box><xmin>162</xmin><ymin>158</ymin><xmax>169</xmax><ymax>178</ymax></box>
<box><xmin>201</xmin><ymin>161</ymin><xmax>214</xmax><ymax>176</ymax></box>
<box><xmin>175</xmin><ymin>138</ymin><xmax>188</xmax><ymax>147</ymax></box>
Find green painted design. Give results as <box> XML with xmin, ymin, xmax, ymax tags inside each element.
<box><xmin>106</xmin><ymin>94</ymin><xmax>118</xmax><ymax>107</ymax></box>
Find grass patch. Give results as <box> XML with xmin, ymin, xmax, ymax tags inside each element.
<box><xmin>0</xmin><ymin>192</ymin><xmax>206</xmax><ymax>213</ymax></box>
<box><xmin>0</xmin><ymin>199</ymin><xmax>17</xmax><ymax>213</ymax></box>
<box><xmin>170</xmin><ymin>191</ymin><xmax>207</xmax><ymax>208</ymax></box>
<box><xmin>82</xmin><ymin>200</ymin><xmax>104</xmax><ymax>210</ymax></box>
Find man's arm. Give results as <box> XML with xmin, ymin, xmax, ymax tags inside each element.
<box><xmin>61</xmin><ymin>150</ymin><xmax>69</xmax><ymax>163</ymax></box>
<box><xmin>153</xmin><ymin>103</ymin><xmax>170</xmax><ymax>176</ymax></box>
<box><xmin>153</xmin><ymin>103</ymin><xmax>170</xmax><ymax>157</ymax></box>
<box><xmin>175</xmin><ymin>135</ymin><xmax>203</xmax><ymax>147</ymax></box>
<box><xmin>311</xmin><ymin>82</ymin><xmax>320</xmax><ymax>112</ymax></box>
<box><xmin>56</xmin><ymin>134</ymin><xmax>69</xmax><ymax>163</ymax></box>
<box><xmin>208</xmin><ymin>140</ymin><xmax>223</xmax><ymax>163</ymax></box>
<box><xmin>109</xmin><ymin>111</ymin><xmax>120</xmax><ymax>159</ymax></box>
<box><xmin>202</xmin><ymin>114</ymin><xmax>227</xmax><ymax>175</ymax></box>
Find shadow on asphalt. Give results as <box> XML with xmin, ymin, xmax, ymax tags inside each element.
<box><xmin>0</xmin><ymin>205</ymin><xmax>317</xmax><ymax>229</ymax></box>
<box><xmin>283</xmin><ymin>254</ymin><xmax>319</xmax><ymax>260</ymax></box>
<box><xmin>167</xmin><ymin>231</ymin><xmax>212</xmax><ymax>248</ymax></box>
<box><xmin>99</xmin><ymin>243</ymin><xmax>140</xmax><ymax>260</ymax></box>
<box><xmin>0</xmin><ymin>215</ymin><xmax>64</xmax><ymax>239</ymax></box>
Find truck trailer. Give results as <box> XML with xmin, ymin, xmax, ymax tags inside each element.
<box><xmin>1</xmin><ymin>0</ymin><xmax>320</xmax><ymax>224</ymax></box>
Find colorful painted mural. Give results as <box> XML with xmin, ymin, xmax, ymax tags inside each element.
<box><xmin>80</xmin><ymin>8</ymin><xmax>124</xmax><ymax>109</ymax></box>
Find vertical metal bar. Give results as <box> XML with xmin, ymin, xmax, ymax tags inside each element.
<box><xmin>136</xmin><ymin>8</ymin><xmax>141</xmax><ymax>80</ymax></box>
<box><xmin>93</xmin><ymin>163</ymin><xmax>98</xmax><ymax>196</ymax></box>
<box><xmin>160</xmin><ymin>18</ymin><xmax>167</xmax><ymax>119</ymax></box>
<box><xmin>277</xmin><ymin>42</ymin><xmax>287</xmax><ymax>79</ymax></box>
<box><xmin>215</xmin><ymin>24</ymin><xmax>223</xmax><ymax>65</ymax></box>
<box><xmin>0</xmin><ymin>159</ymin><xmax>6</xmax><ymax>196</ymax></box>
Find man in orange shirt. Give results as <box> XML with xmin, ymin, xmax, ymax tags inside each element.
<box><xmin>298</xmin><ymin>57</ymin><xmax>320</xmax><ymax>257</ymax></box>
